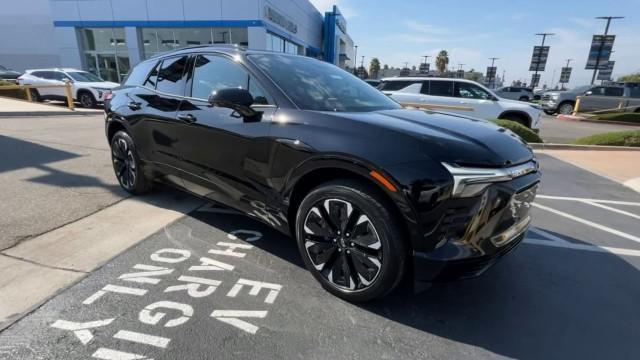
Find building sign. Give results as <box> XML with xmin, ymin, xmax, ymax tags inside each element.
<box><xmin>529</xmin><ymin>46</ymin><xmax>550</xmax><ymax>71</ymax></box>
<box><xmin>265</xmin><ymin>6</ymin><xmax>297</xmax><ymax>34</ymax></box>
<box><xmin>597</xmin><ymin>61</ymin><xmax>615</xmax><ymax>80</ymax></box>
<box><xmin>399</xmin><ymin>67</ymin><xmax>410</xmax><ymax>77</ymax></box>
<box><xmin>586</xmin><ymin>35</ymin><xmax>615</xmax><ymax>69</ymax></box>
<box><xmin>486</xmin><ymin>66</ymin><xmax>497</xmax><ymax>81</ymax></box>
<box><xmin>559</xmin><ymin>67</ymin><xmax>572</xmax><ymax>84</ymax></box>
<box><xmin>456</xmin><ymin>69</ymin><xmax>465</xmax><ymax>78</ymax></box>
<box><xmin>419</xmin><ymin>63</ymin><xmax>430</xmax><ymax>73</ymax></box>
<box><xmin>531</xmin><ymin>73</ymin><xmax>541</xmax><ymax>88</ymax></box>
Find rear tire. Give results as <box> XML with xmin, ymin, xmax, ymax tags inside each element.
<box><xmin>110</xmin><ymin>130</ymin><xmax>152</xmax><ymax>195</ymax></box>
<box><xmin>295</xmin><ymin>179</ymin><xmax>406</xmax><ymax>302</ymax></box>
<box><xmin>29</xmin><ymin>89</ymin><xmax>42</xmax><ymax>102</ymax></box>
<box><xmin>78</xmin><ymin>91</ymin><xmax>97</xmax><ymax>108</ymax></box>
<box><xmin>543</xmin><ymin>110</ymin><xmax>555</xmax><ymax>115</ymax></box>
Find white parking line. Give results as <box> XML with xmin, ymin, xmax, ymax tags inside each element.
<box><xmin>524</xmin><ymin>237</ymin><xmax>640</xmax><ymax>257</ymax></box>
<box><xmin>528</xmin><ymin>227</ymin><xmax>570</xmax><ymax>244</ymax></box>
<box><xmin>532</xmin><ymin>203</ymin><xmax>640</xmax><ymax>245</ymax></box>
<box><xmin>536</xmin><ymin>195</ymin><xmax>640</xmax><ymax>207</ymax></box>
<box><xmin>579</xmin><ymin>200</ymin><xmax>640</xmax><ymax>220</ymax></box>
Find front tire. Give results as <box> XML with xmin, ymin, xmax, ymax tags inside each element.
<box><xmin>110</xmin><ymin>131</ymin><xmax>152</xmax><ymax>195</ymax></box>
<box><xmin>78</xmin><ymin>91</ymin><xmax>97</xmax><ymax>108</ymax></box>
<box><xmin>295</xmin><ymin>179</ymin><xmax>406</xmax><ymax>302</ymax></box>
<box><xmin>543</xmin><ymin>110</ymin><xmax>555</xmax><ymax>115</ymax></box>
<box><xmin>557</xmin><ymin>101</ymin><xmax>575</xmax><ymax>115</ymax></box>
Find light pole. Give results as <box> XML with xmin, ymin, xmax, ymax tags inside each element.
<box><xmin>353</xmin><ymin>45</ymin><xmax>358</xmax><ymax>74</ymax></box>
<box><xmin>533</xmin><ymin>33</ymin><xmax>554</xmax><ymax>87</ymax></box>
<box><xmin>591</xmin><ymin>16</ymin><xmax>624</xmax><ymax>84</ymax></box>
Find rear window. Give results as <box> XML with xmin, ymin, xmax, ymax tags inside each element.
<box><xmin>379</xmin><ymin>80</ymin><xmax>420</xmax><ymax>91</ymax></box>
<box><xmin>124</xmin><ymin>60</ymin><xmax>158</xmax><ymax>86</ymax></box>
<box><xmin>429</xmin><ymin>80</ymin><xmax>454</xmax><ymax>97</ymax></box>
<box><xmin>605</xmin><ymin>87</ymin><xmax>624</xmax><ymax>97</ymax></box>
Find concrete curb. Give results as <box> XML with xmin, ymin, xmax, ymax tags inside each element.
<box><xmin>557</xmin><ymin>114</ymin><xmax>640</xmax><ymax>127</ymax></box>
<box><xmin>530</xmin><ymin>143</ymin><xmax>640</xmax><ymax>151</ymax></box>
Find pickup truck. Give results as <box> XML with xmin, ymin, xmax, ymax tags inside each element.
<box><xmin>541</xmin><ymin>83</ymin><xmax>640</xmax><ymax>115</ymax></box>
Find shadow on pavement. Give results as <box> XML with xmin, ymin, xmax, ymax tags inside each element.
<box><xmin>190</xmin><ymin>209</ymin><xmax>640</xmax><ymax>360</ymax></box>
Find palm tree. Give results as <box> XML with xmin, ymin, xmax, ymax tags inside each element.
<box><xmin>369</xmin><ymin>58</ymin><xmax>381</xmax><ymax>79</ymax></box>
<box><xmin>435</xmin><ymin>50</ymin><xmax>449</xmax><ymax>74</ymax></box>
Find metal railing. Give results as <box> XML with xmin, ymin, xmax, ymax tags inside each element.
<box><xmin>0</xmin><ymin>80</ymin><xmax>75</xmax><ymax>110</ymax></box>
<box><xmin>573</xmin><ymin>95</ymin><xmax>640</xmax><ymax>116</ymax></box>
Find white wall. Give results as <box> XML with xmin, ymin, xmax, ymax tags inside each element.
<box><xmin>0</xmin><ymin>0</ymin><xmax>60</xmax><ymax>71</ymax></box>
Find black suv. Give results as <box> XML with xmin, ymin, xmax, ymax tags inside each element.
<box><xmin>106</xmin><ymin>46</ymin><xmax>540</xmax><ymax>301</ymax></box>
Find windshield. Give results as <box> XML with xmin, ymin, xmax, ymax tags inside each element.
<box><xmin>0</xmin><ymin>65</ymin><xmax>7</xmax><ymax>71</ymax></box>
<box><xmin>67</xmin><ymin>71</ymin><xmax>104</xmax><ymax>82</ymax></box>
<box><xmin>249</xmin><ymin>54</ymin><xmax>401</xmax><ymax>112</ymax></box>
<box><xmin>572</xmin><ymin>85</ymin><xmax>592</xmax><ymax>94</ymax></box>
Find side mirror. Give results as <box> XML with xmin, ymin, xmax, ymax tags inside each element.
<box><xmin>584</xmin><ymin>90</ymin><xmax>593</xmax><ymax>96</ymax></box>
<box><xmin>208</xmin><ymin>88</ymin><xmax>257</xmax><ymax>119</ymax></box>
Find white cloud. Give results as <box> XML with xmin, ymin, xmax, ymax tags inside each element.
<box><xmin>405</xmin><ymin>20</ymin><xmax>450</xmax><ymax>35</ymax></box>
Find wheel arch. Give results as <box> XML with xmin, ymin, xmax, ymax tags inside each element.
<box><xmin>284</xmin><ymin>158</ymin><xmax>418</xmax><ymax>251</ymax></box>
<box><xmin>106</xmin><ymin>118</ymin><xmax>128</xmax><ymax>144</ymax></box>
<box><xmin>498</xmin><ymin>110</ymin><xmax>532</xmax><ymax>128</ymax></box>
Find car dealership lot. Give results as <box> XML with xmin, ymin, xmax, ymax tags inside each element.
<box><xmin>0</xmin><ymin>151</ymin><xmax>638</xmax><ymax>359</ymax></box>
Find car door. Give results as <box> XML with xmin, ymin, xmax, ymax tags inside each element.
<box><xmin>47</xmin><ymin>71</ymin><xmax>71</xmax><ymax>98</ymax></box>
<box><xmin>175</xmin><ymin>53</ymin><xmax>277</xmax><ymax>214</ymax></box>
<box><xmin>416</xmin><ymin>80</ymin><xmax>456</xmax><ymax>113</ymax></box>
<box><xmin>31</xmin><ymin>71</ymin><xmax>65</xmax><ymax>98</ymax></box>
<box><xmin>124</xmin><ymin>55</ymin><xmax>190</xmax><ymax>184</ymax></box>
<box><xmin>452</xmin><ymin>81</ymin><xmax>501</xmax><ymax>119</ymax></box>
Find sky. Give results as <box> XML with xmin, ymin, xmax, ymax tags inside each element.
<box><xmin>309</xmin><ymin>0</ymin><xmax>640</xmax><ymax>87</ymax></box>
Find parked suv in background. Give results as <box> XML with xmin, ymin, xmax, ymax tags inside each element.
<box><xmin>493</xmin><ymin>86</ymin><xmax>533</xmax><ymax>102</ymax></box>
<box><xmin>541</xmin><ymin>84</ymin><xmax>640</xmax><ymax>115</ymax></box>
<box><xmin>106</xmin><ymin>47</ymin><xmax>540</xmax><ymax>301</ymax></box>
<box><xmin>18</xmin><ymin>68</ymin><xmax>119</xmax><ymax>107</ymax></box>
<box><xmin>0</xmin><ymin>65</ymin><xmax>21</xmax><ymax>82</ymax></box>
<box><xmin>379</xmin><ymin>77</ymin><xmax>542</xmax><ymax>130</ymax></box>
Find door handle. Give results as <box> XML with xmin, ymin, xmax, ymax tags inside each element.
<box><xmin>177</xmin><ymin>113</ymin><xmax>198</xmax><ymax>123</ymax></box>
<box><xmin>127</xmin><ymin>101</ymin><xmax>141</xmax><ymax>110</ymax></box>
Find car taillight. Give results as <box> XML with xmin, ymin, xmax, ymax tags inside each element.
<box><xmin>104</xmin><ymin>90</ymin><xmax>113</xmax><ymax>101</ymax></box>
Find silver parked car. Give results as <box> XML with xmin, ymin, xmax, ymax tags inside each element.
<box><xmin>493</xmin><ymin>86</ymin><xmax>533</xmax><ymax>102</ymax></box>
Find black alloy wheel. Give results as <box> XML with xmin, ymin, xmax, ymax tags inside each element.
<box><xmin>296</xmin><ymin>180</ymin><xmax>406</xmax><ymax>302</ymax></box>
<box><xmin>79</xmin><ymin>92</ymin><xmax>97</xmax><ymax>108</ymax></box>
<box><xmin>110</xmin><ymin>131</ymin><xmax>151</xmax><ymax>194</ymax></box>
<box><xmin>558</xmin><ymin>102</ymin><xmax>575</xmax><ymax>115</ymax></box>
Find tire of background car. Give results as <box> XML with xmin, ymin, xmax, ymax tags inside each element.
<box><xmin>543</xmin><ymin>110</ymin><xmax>555</xmax><ymax>115</ymax></box>
<box><xmin>295</xmin><ymin>179</ymin><xmax>407</xmax><ymax>302</ymax></box>
<box><xmin>29</xmin><ymin>88</ymin><xmax>42</xmax><ymax>102</ymax></box>
<box><xmin>518</xmin><ymin>96</ymin><xmax>529</xmax><ymax>102</ymax></box>
<box><xmin>110</xmin><ymin>130</ymin><xmax>152</xmax><ymax>195</ymax></box>
<box><xmin>78</xmin><ymin>90</ymin><xmax>97</xmax><ymax>108</ymax></box>
<box><xmin>557</xmin><ymin>101</ymin><xmax>575</xmax><ymax>115</ymax></box>
<box><xmin>634</xmin><ymin>107</ymin><xmax>640</xmax><ymax>113</ymax></box>
<box><xmin>499</xmin><ymin>113</ymin><xmax>530</xmax><ymax>128</ymax></box>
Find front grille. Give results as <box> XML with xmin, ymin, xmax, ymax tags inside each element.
<box><xmin>542</xmin><ymin>95</ymin><xmax>551</xmax><ymax>101</ymax></box>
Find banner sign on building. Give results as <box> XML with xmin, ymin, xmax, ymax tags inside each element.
<box><xmin>419</xmin><ymin>63</ymin><xmax>430</xmax><ymax>73</ymax></box>
<box><xmin>457</xmin><ymin>70</ymin><xmax>465</xmax><ymax>78</ymax></box>
<box><xmin>486</xmin><ymin>66</ymin><xmax>497</xmax><ymax>81</ymax></box>
<box><xmin>586</xmin><ymin>35</ymin><xmax>615</xmax><ymax>69</ymax></box>
<box><xmin>597</xmin><ymin>61</ymin><xmax>615</xmax><ymax>81</ymax></box>
<box><xmin>530</xmin><ymin>73</ymin><xmax>541</xmax><ymax>88</ymax></box>
<box><xmin>265</xmin><ymin>6</ymin><xmax>298</xmax><ymax>34</ymax></box>
<box><xmin>529</xmin><ymin>46</ymin><xmax>550</xmax><ymax>71</ymax></box>
<box><xmin>559</xmin><ymin>67</ymin><xmax>572</xmax><ymax>84</ymax></box>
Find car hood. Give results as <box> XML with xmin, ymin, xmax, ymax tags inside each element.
<box><xmin>79</xmin><ymin>81</ymin><xmax>120</xmax><ymax>88</ymax></box>
<box><xmin>337</xmin><ymin>109</ymin><xmax>534</xmax><ymax>167</ymax></box>
<box><xmin>498</xmin><ymin>97</ymin><xmax>538</xmax><ymax>109</ymax></box>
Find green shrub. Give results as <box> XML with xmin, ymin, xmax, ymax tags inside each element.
<box><xmin>594</xmin><ymin>112</ymin><xmax>640</xmax><ymax>124</ymax></box>
<box><xmin>573</xmin><ymin>130</ymin><xmax>640</xmax><ymax>147</ymax></box>
<box><xmin>0</xmin><ymin>80</ymin><xmax>27</xmax><ymax>100</ymax></box>
<box><xmin>489</xmin><ymin>119</ymin><xmax>543</xmax><ymax>143</ymax></box>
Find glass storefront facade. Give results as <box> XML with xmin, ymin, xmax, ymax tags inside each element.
<box><xmin>78</xmin><ymin>28</ymin><xmax>130</xmax><ymax>83</ymax></box>
<box><xmin>265</xmin><ymin>32</ymin><xmax>303</xmax><ymax>55</ymax></box>
<box><xmin>140</xmin><ymin>27</ymin><xmax>249</xmax><ymax>59</ymax></box>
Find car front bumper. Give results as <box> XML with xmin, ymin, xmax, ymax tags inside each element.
<box><xmin>411</xmin><ymin>171</ymin><xmax>539</xmax><ymax>282</ymax></box>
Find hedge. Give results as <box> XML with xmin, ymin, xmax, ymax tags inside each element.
<box><xmin>573</xmin><ymin>130</ymin><xmax>640</xmax><ymax>147</ymax></box>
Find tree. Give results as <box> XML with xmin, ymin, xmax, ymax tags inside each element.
<box><xmin>618</xmin><ymin>73</ymin><xmax>640</xmax><ymax>82</ymax></box>
<box><xmin>435</xmin><ymin>50</ymin><xmax>449</xmax><ymax>74</ymax></box>
<box><xmin>383</xmin><ymin>64</ymin><xmax>389</xmax><ymax>70</ymax></box>
<box><xmin>369</xmin><ymin>58</ymin><xmax>381</xmax><ymax>79</ymax></box>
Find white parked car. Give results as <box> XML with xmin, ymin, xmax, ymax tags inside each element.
<box><xmin>18</xmin><ymin>68</ymin><xmax>119</xmax><ymax>108</ymax></box>
<box><xmin>379</xmin><ymin>77</ymin><xmax>542</xmax><ymax>130</ymax></box>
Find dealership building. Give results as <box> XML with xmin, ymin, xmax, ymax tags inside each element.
<box><xmin>0</xmin><ymin>0</ymin><xmax>354</xmax><ymax>82</ymax></box>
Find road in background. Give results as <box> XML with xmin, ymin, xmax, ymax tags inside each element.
<box><xmin>0</xmin><ymin>114</ymin><xmax>126</xmax><ymax>250</ymax></box>
<box><xmin>538</xmin><ymin>114</ymin><xmax>640</xmax><ymax>144</ymax></box>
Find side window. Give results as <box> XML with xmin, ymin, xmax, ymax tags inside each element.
<box><xmin>420</xmin><ymin>81</ymin><xmax>429</xmax><ymax>95</ymax></box>
<box><xmin>454</xmin><ymin>82</ymin><xmax>492</xmax><ymax>100</ymax></box>
<box><xmin>191</xmin><ymin>55</ymin><xmax>268</xmax><ymax>104</ymax></box>
<box><xmin>50</xmin><ymin>72</ymin><xmax>67</xmax><ymax>81</ymax></box>
<box><xmin>31</xmin><ymin>71</ymin><xmax>46</xmax><ymax>79</ymax></box>
<box><xmin>124</xmin><ymin>60</ymin><xmax>159</xmax><ymax>86</ymax></box>
<box><xmin>379</xmin><ymin>81</ymin><xmax>418</xmax><ymax>91</ymax></box>
<box><xmin>590</xmin><ymin>87</ymin><xmax>606</xmax><ymax>96</ymax></box>
<box><xmin>429</xmin><ymin>80</ymin><xmax>454</xmax><ymax>97</ymax></box>
<box><xmin>510</xmin><ymin>87</ymin><xmax>520</xmax><ymax>93</ymax></box>
<box><xmin>605</xmin><ymin>87</ymin><xmax>624</xmax><ymax>97</ymax></box>
<box><xmin>155</xmin><ymin>56</ymin><xmax>189</xmax><ymax>96</ymax></box>
<box><xmin>143</xmin><ymin>62</ymin><xmax>160</xmax><ymax>89</ymax></box>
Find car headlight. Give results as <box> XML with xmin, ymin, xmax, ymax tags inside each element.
<box><xmin>442</xmin><ymin>161</ymin><xmax>538</xmax><ymax>198</ymax></box>
<box><xmin>92</xmin><ymin>87</ymin><xmax>110</xmax><ymax>91</ymax></box>
<box><xmin>551</xmin><ymin>94</ymin><xmax>559</xmax><ymax>100</ymax></box>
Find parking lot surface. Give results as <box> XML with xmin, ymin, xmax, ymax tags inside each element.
<box><xmin>538</xmin><ymin>114</ymin><xmax>640</xmax><ymax>144</ymax></box>
<box><xmin>0</xmin><ymin>153</ymin><xmax>638</xmax><ymax>360</ymax></box>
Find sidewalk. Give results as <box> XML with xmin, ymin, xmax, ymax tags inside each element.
<box><xmin>0</xmin><ymin>96</ymin><xmax>103</xmax><ymax>116</ymax></box>
<box><xmin>538</xmin><ymin>149</ymin><xmax>640</xmax><ymax>193</ymax></box>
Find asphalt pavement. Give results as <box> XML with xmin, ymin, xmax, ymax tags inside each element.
<box><xmin>538</xmin><ymin>114</ymin><xmax>640</xmax><ymax>144</ymax></box>
<box><xmin>0</xmin><ymin>114</ymin><xmax>126</xmax><ymax>250</ymax></box>
<box><xmin>1</xmin><ymin>153</ymin><xmax>638</xmax><ymax>360</ymax></box>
